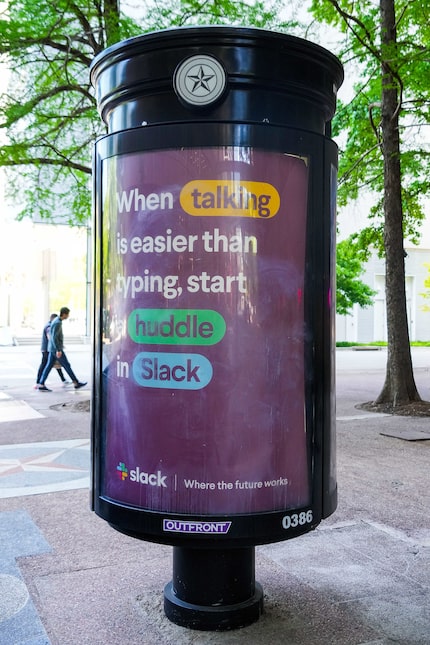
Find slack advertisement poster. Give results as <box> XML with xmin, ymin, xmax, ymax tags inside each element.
<box><xmin>100</xmin><ymin>146</ymin><xmax>310</xmax><ymax>517</ymax></box>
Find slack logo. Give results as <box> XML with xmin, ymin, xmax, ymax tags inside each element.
<box><xmin>116</xmin><ymin>462</ymin><xmax>128</xmax><ymax>480</ymax></box>
<box><xmin>116</xmin><ymin>462</ymin><xmax>168</xmax><ymax>488</ymax></box>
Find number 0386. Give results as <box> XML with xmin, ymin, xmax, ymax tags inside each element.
<box><xmin>282</xmin><ymin>510</ymin><xmax>313</xmax><ymax>530</ymax></box>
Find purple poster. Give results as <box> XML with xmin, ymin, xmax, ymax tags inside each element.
<box><xmin>100</xmin><ymin>147</ymin><xmax>310</xmax><ymax>515</ymax></box>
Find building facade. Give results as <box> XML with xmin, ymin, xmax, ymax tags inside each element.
<box><xmin>336</xmin><ymin>245</ymin><xmax>430</xmax><ymax>343</ymax></box>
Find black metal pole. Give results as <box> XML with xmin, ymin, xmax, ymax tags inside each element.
<box><xmin>164</xmin><ymin>546</ymin><xmax>263</xmax><ymax>630</ymax></box>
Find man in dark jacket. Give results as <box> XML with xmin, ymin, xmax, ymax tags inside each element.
<box><xmin>35</xmin><ymin>313</ymin><xmax>69</xmax><ymax>387</ymax></box>
<box><xmin>37</xmin><ymin>307</ymin><xmax>87</xmax><ymax>391</ymax></box>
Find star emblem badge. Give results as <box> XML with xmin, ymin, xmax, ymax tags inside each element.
<box><xmin>174</xmin><ymin>55</ymin><xmax>226</xmax><ymax>107</ymax></box>
<box><xmin>186</xmin><ymin>65</ymin><xmax>216</xmax><ymax>94</ymax></box>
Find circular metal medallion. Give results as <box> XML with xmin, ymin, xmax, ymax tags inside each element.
<box><xmin>174</xmin><ymin>55</ymin><xmax>227</xmax><ymax>107</ymax></box>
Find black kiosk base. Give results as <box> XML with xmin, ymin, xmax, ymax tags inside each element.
<box><xmin>164</xmin><ymin>546</ymin><xmax>263</xmax><ymax>631</ymax></box>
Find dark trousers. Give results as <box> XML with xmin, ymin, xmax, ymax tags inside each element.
<box><xmin>37</xmin><ymin>351</ymin><xmax>66</xmax><ymax>384</ymax></box>
<box><xmin>40</xmin><ymin>351</ymin><xmax>78</xmax><ymax>385</ymax></box>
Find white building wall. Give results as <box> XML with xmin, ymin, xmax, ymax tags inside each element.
<box><xmin>336</xmin><ymin>188</ymin><xmax>430</xmax><ymax>343</ymax></box>
<box><xmin>0</xmin><ymin>217</ymin><xmax>88</xmax><ymax>338</ymax></box>
<box><xmin>336</xmin><ymin>246</ymin><xmax>430</xmax><ymax>343</ymax></box>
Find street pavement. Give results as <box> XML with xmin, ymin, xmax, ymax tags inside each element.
<box><xmin>0</xmin><ymin>344</ymin><xmax>429</xmax><ymax>644</ymax></box>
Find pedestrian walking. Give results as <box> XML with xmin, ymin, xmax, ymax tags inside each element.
<box><xmin>37</xmin><ymin>307</ymin><xmax>87</xmax><ymax>391</ymax></box>
<box><xmin>35</xmin><ymin>314</ymin><xmax>71</xmax><ymax>388</ymax></box>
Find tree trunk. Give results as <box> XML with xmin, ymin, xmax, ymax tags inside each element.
<box><xmin>375</xmin><ymin>0</ymin><xmax>421</xmax><ymax>406</ymax></box>
<box><xmin>104</xmin><ymin>0</ymin><xmax>120</xmax><ymax>48</ymax></box>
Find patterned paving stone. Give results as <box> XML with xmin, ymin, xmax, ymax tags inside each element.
<box><xmin>0</xmin><ymin>510</ymin><xmax>51</xmax><ymax>643</ymax></box>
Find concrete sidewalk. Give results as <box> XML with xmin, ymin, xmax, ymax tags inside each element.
<box><xmin>0</xmin><ymin>347</ymin><xmax>429</xmax><ymax>644</ymax></box>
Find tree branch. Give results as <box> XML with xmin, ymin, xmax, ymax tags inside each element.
<box><xmin>338</xmin><ymin>142</ymin><xmax>382</xmax><ymax>186</ymax></box>
<box><xmin>0</xmin><ymin>154</ymin><xmax>91</xmax><ymax>174</ymax></box>
<box><xmin>1</xmin><ymin>85</ymin><xmax>95</xmax><ymax>128</ymax></box>
<box><xmin>326</xmin><ymin>0</ymin><xmax>381</xmax><ymax>60</ymax></box>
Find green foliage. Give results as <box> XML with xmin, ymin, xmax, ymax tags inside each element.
<box><xmin>0</xmin><ymin>0</ymin><xmax>287</xmax><ymax>224</ymax></box>
<box><xmin>420</xmin><ymin>263</ymin><xmax>430</xmax><ymax>311</ymax></box>
<box><xmin>0</xmin><ymin>0</ymin><xmax>110</xmax><ymax>223</ymax></box>
<box><xmin>309</xmin><ymin>0</ymin><xmax>429</xmax><ymax>403</ymax></box>
<box><xmin>147</xmin><ymin>0</ymin><xmax>285</xmax><ymax>29</ymax></box>
<box><xmin>336</xmin><ymin>236</ymin><xmax>376</xmax><ymax>315</ymax></box>
<box><xmin>311</xmin><ymin>0</ymin><xmax>430</xmax><ymax>253</ymax></box>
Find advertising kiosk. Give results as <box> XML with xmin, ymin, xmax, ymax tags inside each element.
<box><xmin>90</xmin><ymin>26</ymin><xmax>343</xmax><ymax>630</ymax></box>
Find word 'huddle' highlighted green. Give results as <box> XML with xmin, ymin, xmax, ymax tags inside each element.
<box><xmin>128</xmin><ymin>309</ymin><xmax>226</xmax><ymax>345</ymax></box>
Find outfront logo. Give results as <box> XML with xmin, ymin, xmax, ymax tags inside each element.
<box><xmin>116</xmin><ymin>462</ymin><xmax>168</xmax><ymax>488</ymax></box>
<box><xmin>163</xmin><ymin>520</ymin><xmax>232</xmax><ymax>534</ymax></box>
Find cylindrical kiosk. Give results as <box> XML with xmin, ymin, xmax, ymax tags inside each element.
<box><xmin>90</xmin><ymin>26</ymin><xmax>343</xmax><ymax>631</ymax></box>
